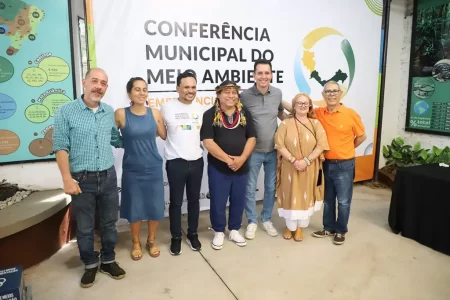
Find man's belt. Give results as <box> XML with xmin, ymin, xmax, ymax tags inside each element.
<box><xmin>324</xmin><ymin>157</ymin><xmax>355</xmax><ymax>164</ymax></box>
<box><xmin>84</xmin><ymin>170</ymin><xmax>108</xmax><ymax>176</ymax></box>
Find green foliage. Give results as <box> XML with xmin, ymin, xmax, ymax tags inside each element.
<box><xmin>382</xmin><ymin>137</ymin><xmax>450</xmax><ymax>168</ymax></box>
<box><xmin>415</xmin><ymin>4</ymin><xmax>450</xmax><ymax>63</ymax></box>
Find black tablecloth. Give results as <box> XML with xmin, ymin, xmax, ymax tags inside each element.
<box><xmin>388</xmin><ymin>163</ymin><xmax>450</xmax><ymax>255</ymax></box>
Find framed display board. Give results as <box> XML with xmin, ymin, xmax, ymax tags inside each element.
<box><xmin>405</xmin><ymin>0</ymin><xmax>450</xmax><ymax>136</ymax></box>
<box><xmin>0</xmin><ymin>0</ymin><xmax>76</xmax><ymax>164</ymax></box>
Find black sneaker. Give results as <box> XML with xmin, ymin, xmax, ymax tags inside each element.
<box><xmin>333</xmin><ymin>233</ymin><xmax>345</xmax><ymax>245</ymax></box>
<box><xmin>99</xmin><ymin>262</ymin><xmax>126</xmax><ymax>280</ymax></box>
<box><xmin>170</xmin><ymin>237</ymin><xmax>182</xmax><ymax>255</ymax></box>
<box><xmin>80</xmin><ymin>267</ymin><xmax>98</xmax><ymax>288</ymax></box>
<box><xmin>186</xmin><ymin>233</ymin><xmax>202</xmax><ymax>251</ymax></box>
<box><xmin>312</xmin><ymin>229</ymin><xmax>335</xmax><ymax>238</ymax></box>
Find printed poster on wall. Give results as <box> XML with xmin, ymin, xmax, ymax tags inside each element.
<box><xmin>406</xmin><ymin>0</ymin><xmax>450</xmax><ymax>135</ymax></box>
<box><xmin>87</xmin><ymin>0</ymin><xmax>384</xmax><ymax>215</ymax></box>
<box><xmin>0</xmin><ymin>0</ymin><xmax>75</xmax><ymax>164</ymax></box>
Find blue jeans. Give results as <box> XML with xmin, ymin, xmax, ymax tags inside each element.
<box><xmin>323</xmin><ymin>159</ymin><xmax>355</xmax><ymax>234</ymax></box>
<box><xmin>244</xmin><ymin>151</ymin><xmax>277</xmax><ymax>224</ymax></box>
<box><xmin>208</xmin><ymin>164</ymin><xmax>248</xmax><ymax>232</ymax></box>
<box><xmin>71</xmin><ymin>166</ymin><xmax>119</xmax><ymax>269</ymax></box>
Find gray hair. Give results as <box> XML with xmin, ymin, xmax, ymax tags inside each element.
<box><xmin>323</xmin><ymin>80</ymin><xmax>341</xmax><ymax>91</ymax></box>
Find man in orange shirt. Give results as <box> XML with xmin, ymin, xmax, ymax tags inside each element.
<box><xmin>311</xmin><ymin>81</ymin><xmax>366</xmax><ymax>245</ymax></box>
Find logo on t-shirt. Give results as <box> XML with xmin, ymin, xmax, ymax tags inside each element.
<box><xmin>191</xmin><ymin>112</ymin><xmax>200</xmax><ymax>124</ymax></box>
<box><xmin>177</xmin><ymin>125</ymin><xmax>192</xmax><ymax>130</ymax></box>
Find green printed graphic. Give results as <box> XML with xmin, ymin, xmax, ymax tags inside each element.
<box><xmin>408</xmin><ymin>77</ymin><xmax>450</xmax><ymax>132</ymax></box>
<box><xmin>365</xmin><ymin>0</ymin><xmax>383</xmax><ymax>16</ymax></box>
<box><xmin>1</xmin><ymin>0</ymin><xmax>75</xmax><ymax>164</ymax></box>
<box><xmin>22</xmin><ymin>67</ymin><xmax>47</xmax><ymax>87</ymax></box>
<box><xmin>0</xmin><ymin>0</ymin><xmax>27</xmax><ymax>22</ymax></box>
<box><xmin>413</xmin><ymin>77</ymin><xmax>435</xmax><ymax>99</ymax></box>
<box><xmin>0</xmin><ymin>56</ymin><xmax>14</xmax><ymax>83</ymax></box>
<box><xmin>0</xmin><ymin>1</ymin><xmax>44</xmax><ymax>55</ymax></box>
<box><xmin>407</xmin><ymin>1</ymin><xmax>450</xmax><ymax>134</ymax></box>
<box><xmin>87</xmin><ymin>24</ymin><xmax>97</xmax><ymax>68</ymax></box>
<box><xmin>341</xmin><ymin>39</ymin><xmax>356</xmax><ymax>90</ymax></box>
<box><xmin>25</xmin><ymin>104</ymin><xmax>50</xmax><ymax>123</ymax></box>
<box><xmin>42</xmin><ymin>93</ymin><xmax>71</xmax><ymax>116</ymax></box>
<box><xmin>38</xmin><ymin>57</ymin><xmax>70</xmax><ymax>82</ymax></box>
<box><xmin>375</xmin><ymin>73</ymin><xmax>381</xmax><ymax>126</ymax></box>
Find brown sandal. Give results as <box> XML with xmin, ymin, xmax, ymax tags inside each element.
<box><xmin>146</xmin><ymin>240</ymin><xmax>160</xmax><ymax>258</ymax></box>
<box><xmin>131</xmin><ymin>240</ymin><xmax>142</xmax><ymax>260</ymax></box>
<box><xmin>294</xmin><ymin>228</ymin><xmax>303</xmax><ymax>242</ymax></box>
<box><xmin>283</xmin><ymin>227</ymin><xmax>293</xmax><ymax>240</ymax></box>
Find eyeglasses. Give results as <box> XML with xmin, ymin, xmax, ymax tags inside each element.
<box><xmin>324</xmin><ymin>89</ymin><xmax>341</xmax><ymax>95</ymax></box>
<box><xmin>295</xmin><ymin>102</ymin><xmax>310</xmax><ymax>107</ymax></box>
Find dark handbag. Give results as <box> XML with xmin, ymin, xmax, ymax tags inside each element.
<box><xmin>317</xmin><ymin>167</ymin><xmax>323</xmax><ymax>186</ymax></box>
<box><xmin>295</xmin><ymin>118</ymin><xmax>323</xmax><ymax>187</ymax></box>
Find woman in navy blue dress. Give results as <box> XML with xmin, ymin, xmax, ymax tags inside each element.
<box><xmin>115</xmin><ymin>77</ymin><xmax>166</xmax><ymax>260</ymax></box>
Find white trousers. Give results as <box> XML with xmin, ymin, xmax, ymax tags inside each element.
<box><xmin>285</xmin><ymin>218</ymin><xmax>310</xmax><ymax>231</ymax></box>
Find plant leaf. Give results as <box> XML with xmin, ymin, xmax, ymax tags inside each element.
<box><xmin>382</xmin><ymin>145</ymin><xmax>389</xmax><ymax>157</ymax></box>
<box><xmin>414</xmin><ymin>142</ymin><xmax>422</xmax><ymax>152</ymax></box>
<box><xmin>392</xmin><ymin>150</ymin><xmax>402</xmax><ymax>159</ymax></box>
<box><xmin>420</xmin><ymin>150</ymin><xmax>428</xmax><ymax>161</ymax></box>
<box><xmin>392</xmin><ymin>139</ymin><xmax>400</xmax><ymax>150</ymax></box>
<box><xmin>432</xmin><ymin>146</ymin><xmax>442</xmax><ymax>156</ymax></box>
<box><xmin>395</xmin><ymin>137</ymin><xmax>405</xmax><ymax>146</ymax></box>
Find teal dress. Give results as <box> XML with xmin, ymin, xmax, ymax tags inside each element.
<box><xmin>120</xmin><ymin>107</ymin><xmax>164</xmax><ymax>223</ymax></box>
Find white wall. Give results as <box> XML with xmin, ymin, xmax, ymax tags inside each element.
<box><xmin>379</xmin><ymin>0</ymin><xmax>450</xmax><ymax>168</ymax></box>
<box><xmin>0</xmin><ymin>162</ymin><xmax>62</xmax><ymax>190</ymax></box>
<box><xmin>0</xmin><ymin>0</ymin><xmax>85</xmax><ymax>190</ymax></box>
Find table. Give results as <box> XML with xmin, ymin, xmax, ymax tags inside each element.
<box><xmin>388</xmin><ymin>163</ymin><xmax>450</xmax><ymax>256</ymax></box>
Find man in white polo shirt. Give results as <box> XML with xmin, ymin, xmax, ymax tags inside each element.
<box><xmin>160</xmin><ymin>70</ymin><xmax>204</xmax><ymax>256</ymax></box>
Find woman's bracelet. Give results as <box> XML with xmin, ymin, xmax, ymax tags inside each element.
<box><xmin>304</xmin><ymin>157</ymin><xmax>311</xmax><ymax>166</ymax></box>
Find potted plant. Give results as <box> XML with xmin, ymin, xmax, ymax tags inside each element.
<box><xmin>379</xmin><ymin>137</ymin><xmax>450</xmax><ymax>187</ymax></box>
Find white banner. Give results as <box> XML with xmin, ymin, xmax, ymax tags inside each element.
<box><xmin>89</xmin><ymin>0</ymin><xmax>383</xmax><ymax>218</ymax></box>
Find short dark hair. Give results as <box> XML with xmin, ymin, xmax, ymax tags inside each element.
<box><xmin>126</xmin><ymin>77</ymin><xmax>147</xmax><ymax>93</ymax></box>
<box><xmin>176</xmin><ymin>69</ymin><xmax>197</xmax><ymax>86</ymax></box>
<box><xmin>254</xmin><ymin>59</ymin><xmax>272</xmax><ymax>72</ymax></box>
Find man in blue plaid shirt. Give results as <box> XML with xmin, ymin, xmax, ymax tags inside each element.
<box><xmin>53</xmin><ymin>68</ymin><xmax>125</xmax><ymax>288</ymax></box>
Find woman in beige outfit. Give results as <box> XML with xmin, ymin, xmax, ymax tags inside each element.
<box><xmin>274</xmin><ymin>93</ymin><xmax>329</xmax><ymax>241</ymax></box>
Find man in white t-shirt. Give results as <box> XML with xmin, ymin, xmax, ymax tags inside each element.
<box><xmin>160</xmin><ymin>70</ymin><xmax>204</xmax><ymax>256</ymax></box>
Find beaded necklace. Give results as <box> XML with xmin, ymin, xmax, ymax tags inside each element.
<box><xmin>213</xmin><ymin>100</ymin><xmax>247</xmax><ymax>129</ymax></box>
